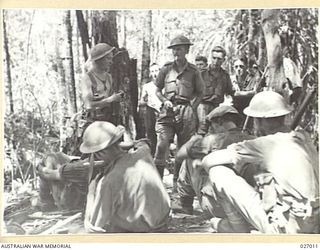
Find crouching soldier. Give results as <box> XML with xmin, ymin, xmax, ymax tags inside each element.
<box><xmin>172</xmin><ymin>106</ymin><xmax>259</xmax><ymax>220</ymax></box>
<box><xmin>202</xmin><ymin>91</ymin><xmax>319</xmax><ymax>233</ymax></box>
<box><xmin>36</xmin><ymin>152</ymin><xmax>104</xmax><ymax>212</ymax></box>
<box><xmin>80</xmin><ymin>121</ymin><xmax>170</xmax><ymax>233</ymax></box>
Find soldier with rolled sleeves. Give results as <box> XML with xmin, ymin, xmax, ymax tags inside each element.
<box><xmin>197</xmin><ymin>46</ymin><xmax>234</xmax><ymax>135</ymax></box>
<box><xmin>172</xmin><ymin>105</ymin><xmax>257</xmax><ymax>216</ymax></box>
<box><xmin>154</xmin><ymin>35</ymin><xmax>204</xmax><ymax>185</ymax></box>
<box><xmin>80</xmin><ymin>43</ymin><xmax>124</xmax><ymax>125</ymax></box>
<box><xmin>202</xmin><ymin>91</ymin><xmax>319</xmax><ymax>233</ymax></box>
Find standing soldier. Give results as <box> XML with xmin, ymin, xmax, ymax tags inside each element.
<box><xmin>81</xmin><ymin>43</ymin><xmax>124</xmax><ymax>125</ymax></box>
<box><xmin>197</xmin><ymin>46</ymin><xmax>234</xmax><ymax>135</ymax></box>
<box><xmin>138</xmin><ymin>63</ymin><xmax>162</xmax><ymax>156</ymax></box>
<box><xmin>154</xmin><ymin>35</ymin><xmax>204</xmax><ymax>185</ymax></box>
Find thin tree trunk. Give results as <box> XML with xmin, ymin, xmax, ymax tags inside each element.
<box><xmin>64</xmin><ymin>10</ymin><xmax>77</xmax><ymax>114</ymax></box>
<box><xmin>119</xmin><ymin>11</ymin><xmax>127</xmax><ymax>48</ymax></box>
<box><xmin>141</xmin><ymin>10</ymin><xmax>152</xmax><ymax>85</ymax></box>
<box><xmin>55</xmin><ymin>17</ymin><xmax>69</xmax><ymax>150</ymax></box>
<box><xmin>261</xmin><ymin>9</ymin><xmax>287</xmax><ymax>95</ymax></box>
<box><xmin>3</xmin><ymin>11</ymin><xmax>14</xmax><ymax>114</ymax></box>
<box><xmin>257</xmin><ymin>30</ymin><xmax>267</xmax><ymax>69</ymax></box>
<box><xmin>76</xmin><ymin>10</ymin><xmax>90</xmax><ymax>61</ymax></box>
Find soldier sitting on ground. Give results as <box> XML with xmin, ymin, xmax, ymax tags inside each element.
<box><xmin>202</xmin><ymin>91</ymin><xmax>319</xmax><ymax>233</ymax></box>
<box><xmin>172</xmin><ymin>105</ymin><xmax>258</xmax><ymax>221</ymax></box>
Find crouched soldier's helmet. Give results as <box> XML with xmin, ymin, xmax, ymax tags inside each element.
<box><xmin>167</xmin><ymin>35</ymin><xmax>193</xmax><ymax>49</ymax></box>
<box><xmin>80</xmin><ymin>121</ymin><xmax>125</xmax><ymax>154</ymax></box>
<box><xmin>244</xmin><ymin>91</ymin><xmax>292</xmax><ymax>118</ymax></box>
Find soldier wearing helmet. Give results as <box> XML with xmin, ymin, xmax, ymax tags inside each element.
<box><xmin>197</xmin><ymin>46</ymin><xmax>234</xmax><ymax>135</ymax></box>
<box><xmin>38</xmin><ymin>121</ymin><xmax>171</xmax><ymax>232</ymax></box>
<box><xmin>202</xmin><ymin>91</ymin><xmax>319</xmax><ymax>233</ymax></box>
<box><xmin>79</xmin><ymin>121</ymin><xmax>170</xmax><ymax>233</ymax></box>
<box><xmin>172</xmin><ymin>105</ymin><xmax>256</xmax><ymax>216</ymax></box>
<box><xmin>154</xmin><ymin>35</ymin><xmax>204</xmax><ymax>185</ymax></box>
<box><xmin>80</xmin><ymin>43</ymin><xmax>124</xmax><ymax>124</ymax></box>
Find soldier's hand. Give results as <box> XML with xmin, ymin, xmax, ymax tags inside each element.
<box><xmin>110</xmin><ymin>92</ymin><xmax>123</xmax><ymax>102</ymax></box>
<box><xmin>163</xmin><ymin>100</ymin><xmax>173</xmax><ymax>109</ymax></box>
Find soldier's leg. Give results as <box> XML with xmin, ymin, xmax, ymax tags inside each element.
<box><xmin>38</xmin><ymin>177</ymin><xmax>57</xmax><ymax>211</ymax></box>
<box><xmin>197</xmin><ymin>103</ymin><xmax>208</xmax><ymax>135</ymax></box>
<box><xmin>209</xmin><ymin>166</ymin><xmax>277</xmax><ymax>233</ymax></box>
<box><xmin>174</xmin><ymin>105</ymin><xmax>197</xmax><ymax>184</ymax></box>
<box><xmin>145</xmin><ymin>106</ymin><xmax>158</xmax><ymax>157</ymax></box>
<box><xmin>154</xmin><ymin>122</ymin><xmax>174</xmax><ymax>179</ymax></box>
<box><xmin>172</xmin><ymin>160</ymin><xmax>195</xmax><ymax>214</ymax></box>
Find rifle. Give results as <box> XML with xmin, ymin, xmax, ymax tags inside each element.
<box><xmin>290</xmin><ymin>85</ymin><xmax>316</xmax><ymax>130</ymax></box>
<box><xmin>242</xmin><ymin>67</ymin><xmax>269</xmax><ymax>133</ymax></box>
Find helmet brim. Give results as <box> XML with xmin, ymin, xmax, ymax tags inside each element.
<box><xmin>80</xmin><ymin>125</ymin><xmax>125</xmax><ymax>154</ymax></box>
<box><xmin>243</xmin><ymin>106</ymin><xmax>292</xmax><ymax>118</ymax></box>
<box><xmin>91</xmin><ymin>47</ymin><xmax>115</xmax><ymax>61</ymax></box>
<box><xmin>167</xmin><ymin>43</ymin><xmax>193</xmax><ymax>49</ymax></box>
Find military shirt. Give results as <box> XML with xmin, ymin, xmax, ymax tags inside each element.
<box><xmin>85</xmin><ymin>142</ymin><xmax>171</xmax><ymax>232</ymax></box>
<box><xmin>155</xmin><ymin>61</ymin><xmax>203</xmax><ymax>101</ymax></box>
<box><xmin>227</xmin><ymin>128</ymin><xmax>319</xmax><ymax>202</ymax></box>
<box><xmin>201</xmin><ymin>65</ymin><xmax>234</xmax><ymax>103</ymax></box>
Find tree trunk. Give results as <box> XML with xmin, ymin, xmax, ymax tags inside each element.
<box><xmin>261</xmin><ymin>9</ymin><xmax>287</xmax><ymax>95</ymax></box>
<box><xmin>119</xmin><ymin>11</ymin><xmax>127</xmax><ymax>48</ymax></box>
<box><xmin>91</xmin><ymin>10</ymin><xmax>119</xmax><ymax>47</ymax></box>
<box><xmin>76</xmin><ymin>10</ymin><xmax>90</xmax><ymax>61</ymax></box>
<box><xmin>3</xmin><ymin>11</ymin><xmax>14</xmax><ymax>114</ymax></box>
<box><xmin>55</xmin><ymin>17</ymin><xmax>69</xmax><ymax>151</ymax></box>
<box><xmin>257</xmin><ymin>30</ymin><xmax>267</xmax><ymax>69</ymax></box>
<box><xmin>141</xmin><ymin>11</ymin><xmax>152</xmax><ymax>85</ymax></box>
<box><xmin>63</xmin><ymin>10</ymin><xmax>77</xmax><ymax>114</ymax></box>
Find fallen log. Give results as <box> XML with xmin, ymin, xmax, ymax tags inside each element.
<box><xmin>39</xmin><ymin>212</ymin><xmax>82</xmax><ymax>235</ymax></box>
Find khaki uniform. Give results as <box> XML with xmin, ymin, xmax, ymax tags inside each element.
<box><xmin>178</xmin><ymin>129</ymin><xmax>267</xmax><ymax>233</ymax></box>
<box><xmin>227</xmin><ymin>127</ymin><xmax>319</xmax><ymax>233</ymax></box>
<box><xmin>154</xmin><ymin>61</ymin><xmax>203</xmax><ymax>178</ymax></box>
<box><xmin>197</xmin><ymin>66</ymin><xmax>233</xmax><ymax>134</ymax></box>
<box><xmin>85</xmin><ymin>142</ymin><xmax>171</xmax><ymax>232</ymax></box>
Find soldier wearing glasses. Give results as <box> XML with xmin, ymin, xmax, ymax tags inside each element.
<box><xmin>197</xmin><ymin>46</ymin><xmax>234</xmax><ymax>135</ymax></box>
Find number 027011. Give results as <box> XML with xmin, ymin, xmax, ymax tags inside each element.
<box><xmin>300</xmin><ymin>244</ymin><xmax>319</xmax><ymax>248</ymax></box>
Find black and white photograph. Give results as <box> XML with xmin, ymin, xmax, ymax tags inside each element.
<box><xmin>2</xmin><ymin>8</ymin><xmax>319</xmax><ymax>236</ymax></box>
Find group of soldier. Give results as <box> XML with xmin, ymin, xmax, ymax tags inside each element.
<box><xmin>36</xmin><ymin>35</ymin><xmax>319</xmax><ymax>234</ymax></box>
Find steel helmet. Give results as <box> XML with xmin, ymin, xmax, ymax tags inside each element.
<box><xmin>90</xmin><ymin>43</ymin><xmax>115</xmax><ymax>61</ymax></box>
<box><xmin>167</xmin><ymin>35</ymin><xmax>193</xmax><ymax>49</ymax></box>
<box><xmin>206</xmin><ymin>105</ymin><xmax>239</xmax><ymax>121</ymax></box>
<box><xmin>244</xmin><ymin>91</ymin><xmax>293</xmax><ymax>118</ymax></box>
<box><xmin>80</xmin><ymin>121</ymin><xmax>125</xmax><ymax>154</ymax></box>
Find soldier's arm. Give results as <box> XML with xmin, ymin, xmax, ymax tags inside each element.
<box><xmin>225</xmin><ymin>73</ymin><xmax>235</xmax><ymax>96</ymax></box>
<box><xmin>139</xmin><ymin>85</ymin><xmax>148</xmax><ymax>106</ymax></box>
<box><xmin>201</xmin><ymin>149</ymin><xmax>233</xmax><ymax>173</ymax></box>
<box><xmin>155</xmin><ymin>66</ymin><xmax>173</xmax><ymax>108</ymax></box>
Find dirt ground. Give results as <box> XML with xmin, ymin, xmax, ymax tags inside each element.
<box><xmin>4</xmin><ymin>170</ymin><xmax>214</xmax><ymax>235</ymax></box>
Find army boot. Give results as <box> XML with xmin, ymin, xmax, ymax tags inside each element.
<box><xmin>171</xmin><ymin>196</ymin><xmax>194</xmax><ymax>215</ymax></box>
